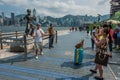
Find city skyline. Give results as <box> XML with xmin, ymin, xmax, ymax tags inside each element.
<box><xmin>0</xmin><ymin>0</ymin><xmax>111</xmax><ymax>18</ymax></box>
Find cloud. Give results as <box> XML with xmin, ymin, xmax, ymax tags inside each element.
<box><xmin>0</xmin><ymin>0</ymin><xmax>5</xmax><ymax>5</ymax></box>
<box><xmin>0</xmin><ymin>0</ymin><xmax>111</xmax><ymax>17</ymax></box>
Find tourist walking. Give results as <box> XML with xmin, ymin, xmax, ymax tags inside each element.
<box><xmin>33</xmin><ymin>23</ymin><xmax>44</xmax><ymax>59</ymax></box>
<box><xmin>48</xmin><ymin>23</ymin><xmax>55</xmax><ymax>49</ymax></box>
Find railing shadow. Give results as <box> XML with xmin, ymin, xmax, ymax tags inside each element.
<box><xmin>83</xmin><ymin>47</ymin><xmax>92</xmax><ymax>50</ymax></box>
<box><xmin>83</xmin><ymin>53</ymin><xmax>95</xmax><ymax>59</ymax></box>
<box><xmin>56</xmin><ymin>73</ymin><xmax>94</xmax><ymax>80</ymax></box>
<box><xmin>61</xmin><ymin>61</ymin><xmax>95</xmax><ymax>69</ymax></box>
<box><xmin>0</xmin><ymin>52</ymin><xmax>35</xmax><ymax>65</ymax></box>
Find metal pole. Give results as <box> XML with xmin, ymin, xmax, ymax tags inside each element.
<box><xmin>55</xmin><ymin>31</ymin><xmax>57</xmax><ymax>43</ymax></box>
<box><xmin>0</xmin><ymin>32</ymin><xmax>3</xmax><ymax>49</ymax></box>
<box><xmin>16</xmin><ymin>31</ymin><xmax>18</xmax><ymax>39</ymax></box>
<box><xmin>24</xmin><ymin>34</ymin><xmax>27</xmax><ymax>61</ymax></box>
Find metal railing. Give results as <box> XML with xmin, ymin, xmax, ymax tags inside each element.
<box><xmin>0</xmin><ymin>31</ymin><xmax>58</xmax><ymax>60</ymax></box>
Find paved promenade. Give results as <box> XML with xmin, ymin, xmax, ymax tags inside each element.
<box><xmin>0</xmin><ymin>31</ymin><xmax>115</xmax><ymax>80</ymax></box>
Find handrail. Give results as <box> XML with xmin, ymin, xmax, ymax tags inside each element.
<box><xmin>0</xmin><ymin>30</ymin><xmax>58</xmax><ymax>61</ymax></box>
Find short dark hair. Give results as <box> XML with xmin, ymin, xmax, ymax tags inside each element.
<box><xmin>103</xmin><ymin>28</ymin><xmax>109</xmax><ymax>35</ymax></box>
<box><xmin>103</xmin><ymin>24</ymin><xmax>108</xmax><ymax>28</ymax></box>
<box><xmin>50</xmin><ymin>23</ymin><xmax>52</xmax><ymax>26</ymax></box>
<box><xmin>93</xmin><ymin>26</ymin><xmax>96</xmax><ymax>29</ymax></box>
<box><xmin>108</xmin><ymin>24</ymin><xmax>112</xmax><ymax>29</ymax></box>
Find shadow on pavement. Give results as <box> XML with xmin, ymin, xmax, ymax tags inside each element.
<box><xmin>61</xmin><ymin>61</ymin><xmax>95</xmax><ymax>69</ymax></box>
<box><xmin>113</xmin><ymin>49</ymin><xmax>120</xmax><ymax>53</ymax></box>
<box><xmin>83</xmin><ymin>47</ymin><xmax>91</xmax><ymax>50</ymax></box>
<box><xmin>0</xmin><ymin>53</ymin><xmax>35</xmax><ymax>64</ymax></box>
<box><xmin>43</xmin><ymin>43</ymin><xmax>49</xmax><ymax>48</ymax></box>
<box><xmin>56</xmin><ymin>73</ymin><xmax>94</xmax><ymax>80</ymax></box>
<box><xmin>83</xmin><ymin>53</ymin><xmax>95</xmax><ymax>59</ymax></box>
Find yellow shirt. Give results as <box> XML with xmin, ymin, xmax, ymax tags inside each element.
<box><xmin>98</xmin><ymin>35</ymin><xmax>103</xmax><ymax>40</ymax></box>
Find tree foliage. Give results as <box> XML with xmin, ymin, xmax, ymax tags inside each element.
<box><xmin>113</xmin><ymin>11</ymin><xmax>120</xmax><ymax>21</ymax></box>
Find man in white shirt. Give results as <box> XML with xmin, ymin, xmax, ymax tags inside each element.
<box><xmin>33</xmin><ymin>23</ymin><xmax>44</xmax><ymax>59</ymax></box>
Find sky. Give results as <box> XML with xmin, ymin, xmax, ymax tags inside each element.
<box><xmin>0</xmin><ymin>0</ymin><xmax>111</xmax><ymax>18</ymax></box>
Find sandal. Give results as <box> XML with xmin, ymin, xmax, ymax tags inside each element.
<box><xmin>109</xmin><ymin>54</ymin><xmax>112</xmax><ymax>58</ymax></box>
<box><xmin>90</xmin><ymin>69</ymin><xmax>97</xmax><ymax>73</ymax></box>
<box><xmin>94</xmin><ymin>76</ymin><xmax>104</xmax><ymax>80</ymax></box>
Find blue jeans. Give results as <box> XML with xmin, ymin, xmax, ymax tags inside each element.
<box><xmin>91</xmin><ymin>38</ymin><xmax>94</xmax><ymax>49</ymax></box>
<box><xmin>49</xmin><ymin>35</ymin><xmax>54</xmax><ymax>47</ymax></box>
<box><xmin>109</xmin><ymin>42</ymin><xmax>112</xmax><ymax>52</ymax></box>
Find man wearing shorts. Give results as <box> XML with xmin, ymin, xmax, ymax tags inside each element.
<box><xmin>33</xmin><ymin>23</ymin><xmax>44</xmax><ymax>59</ymax></box>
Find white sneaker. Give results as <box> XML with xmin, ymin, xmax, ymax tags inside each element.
<box><xmin>41</xmin><ymin>52</ymin><xmax>44</xmax><ymax>55</ymax></box>
<box><xmin>35</xmin><ymin>56</ymin><xmax>38</xmax><ymax>59</ymax></box>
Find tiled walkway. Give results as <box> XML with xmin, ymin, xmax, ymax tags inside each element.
<box><xmin>0</xmin><ymin>31</ymin><xmax>115</xmax><ymax>80</ymax></box>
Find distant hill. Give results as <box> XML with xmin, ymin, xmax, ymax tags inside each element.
<box><xmin>44</xmin><ymin>14</ymin><xmax>110</xmax><ymax>27</ymax></box>
<box><xmin>15</xmin><ymin>14</ymin><xmax>110</xmax><ymax>27</ymax></box>
<box><xmin>100</xmin><ymin>14</ymin><xmax>110</xmax><ymax>21</ymax></box>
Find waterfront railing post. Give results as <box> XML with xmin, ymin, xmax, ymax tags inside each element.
<box><xmin>55</xmin><ymin>31</ymin><xmax>57</xmax><ymax>43</ymax></box>
<box><xmin>0</xmin><ymin>32</ymin><xmax>3</xmax><ymax>49</ymax></box>
<box><xmin>16</xmin><ymin>31</ymin><xmax>18</xmax><ymax>39</ymax></box>
<box><xmin>24</xmin><ymin>34</ymin><xmax>27</xmax><ymax>61</ymax></box>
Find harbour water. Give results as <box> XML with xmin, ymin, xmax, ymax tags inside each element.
<box><xmin>0</xmin><ymin>26</ymin><xmax>70</xmax><ymax>33</ymax></box>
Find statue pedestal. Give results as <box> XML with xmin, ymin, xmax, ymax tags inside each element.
<box><xmin>10</xmin><ymin>40</ymin><xmax>34</xmax><ymax>52</ymax></box>
<box><xmin>10</xmin><ymin>44</ymin><xmax>24</xmax><ymax>52</ymax></box>
<box><xmin>10</xmin><ymin>40</ymin><xmax>24</xmax><ymax>52</ymax></box>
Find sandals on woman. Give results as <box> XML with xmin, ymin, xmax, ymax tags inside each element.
<box><xmin>90</xmin><ymin>69</ymin><xmax>97</xmax><ymax>73</ymax></box>
<box><xmin>94</xmin><ymin>76</ymin><xmax>104</xmax><ymax>80</ymax></box>
<box><xmin>109</xmin><ymin>53</ymin><xmax>112</xmax><ymax>58</ymax></box>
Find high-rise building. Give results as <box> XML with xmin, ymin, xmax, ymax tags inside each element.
<box><xmin>33</xmin><ymin>8</ymin><xmax>37</xmax><ymax>22</ymax></box>
<box><xmin>11</xmin><ymin>12</ymin><xmax>15</xmax><ymax>25</ymax></box>
<box><xmin>1</xmin><ymin>12</ymin><xmax>4</xmax><ymax>19</ymax></box>
<box><xmin>33</xmin><ymin>8</ymin><xmax>36</xmax><ymax>17</ymax></box>
<box><xmin>110</xmin><ymin>0</ymin><xmax>120</xmax><ymax>18</ymax></box>
<box><xmin>1</xmin><ymin>12</ymin><xmax>5</xmax><ymax>25</ymax></box>
<box><xmin>0</xmin><ymin>15</ymin><xmax>3</xmax><ymax>25</ymax></box>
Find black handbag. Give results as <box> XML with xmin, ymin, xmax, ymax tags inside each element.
<box><xmin>95</xmin><ymin>52</ymin><xmax>109</xmax><ymax>66</ymax></box>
